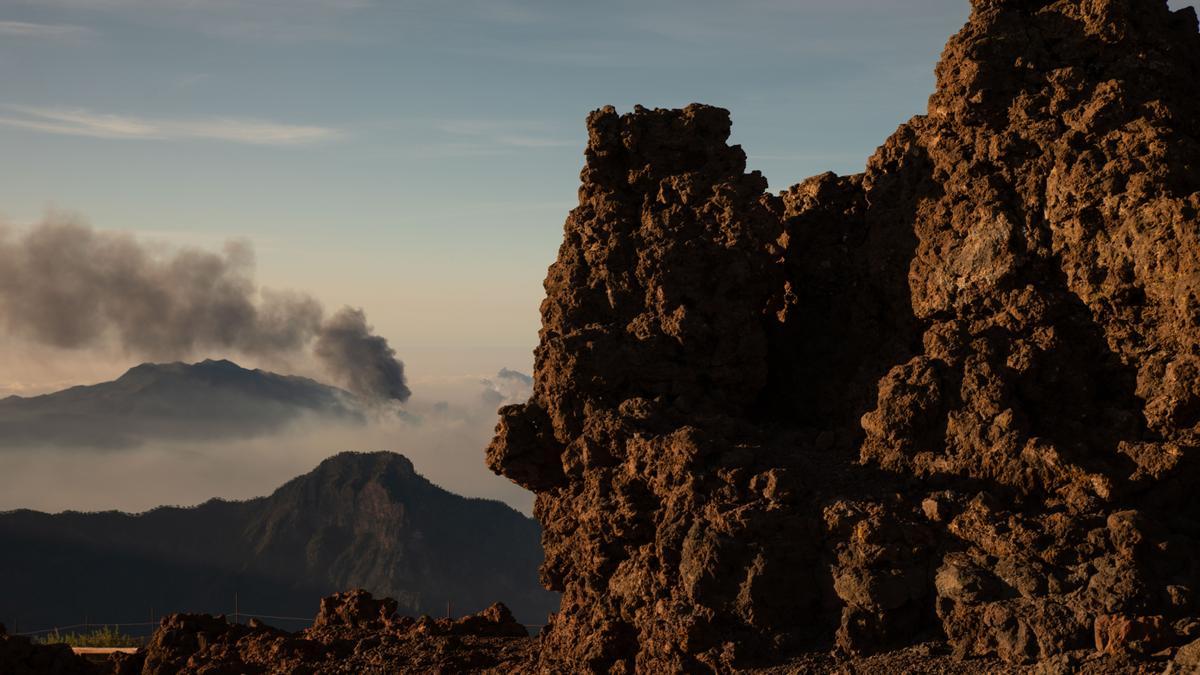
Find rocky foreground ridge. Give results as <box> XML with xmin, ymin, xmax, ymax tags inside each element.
<box><xmin>0</xmin><ymin>591</ymin><xmax>534</xmax><ymax>675</ymax></box>
<box><xmin>484</xmin><ymin>0</ymin><xmax>1200</xmax><ymax>671</ymax></box>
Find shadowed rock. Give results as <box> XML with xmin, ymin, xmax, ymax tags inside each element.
<box><xmin>130</xmin><ymin>591</ymin><xmax>531</xmax><ymax>675</ymax></box>
<box><xmin>488</xmin><ymin>0</ymin><xmax>1200</xmax><ymax>671</ymax></box>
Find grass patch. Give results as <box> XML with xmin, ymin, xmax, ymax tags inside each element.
<box><xmin>35</xmin><ymin>625</ymin><xmax>138</xmax><ymax>647</ymax></box>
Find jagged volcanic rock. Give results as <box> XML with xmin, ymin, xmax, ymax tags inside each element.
<box><xmin>127</xmin><ymin>591</ymin><xmax>532</xmax><ymax>675</ymax></box>
<box><xmin>0</xmin><ymin>590</ymin><xmax>533</xmax><ymax>675</ymax></box>
<box><xmin>0</xmin><ymin>623</ymin><xmax>100</xmax><ymax>675</ymax></box>
<box><xmin>487</xmin><ymin>0</ymin><xmax>1200</xmax><ymax>671</ymax></box>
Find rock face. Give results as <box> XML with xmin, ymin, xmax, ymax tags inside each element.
<box><xmin>487</xmin><ymin>0</ymin><xmax>1200</xmax><ymax>671</ymax></box>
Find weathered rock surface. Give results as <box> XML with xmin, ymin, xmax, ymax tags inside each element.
<box><xmin>487</xmin><ymin>0</ymin><xmax>1200</xmax><ymax>671</ymax></box>
<box><xmin>112</xmin><ymin>591</ymin><xmax>533</xmax><ymax>675</ymax></box>
<box><xmin>0</xmin><ymin>623</ymin><xmax>101</xmax><ymax>675</ymax></box>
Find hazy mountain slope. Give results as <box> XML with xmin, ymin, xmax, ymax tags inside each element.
<box><xmin>0</xmin><ymin>452</ymin><xmax>557</xmax><ymax>629</ymax></box>
<box><xmin>0</xmin><ymin>359</ymin><xmax>364</xmax><ymax>449</ymax></box>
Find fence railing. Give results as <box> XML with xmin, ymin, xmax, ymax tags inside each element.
<box><xmin>9</xmin><ymin>613</ymin><xmax>545</xmax><ymax>642</ymax></box>
<box><xmin>11</xmin><ymin>612</ymin><xmax>310</xmax><ymax>640</ymax></box>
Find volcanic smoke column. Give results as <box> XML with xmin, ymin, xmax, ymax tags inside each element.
<box><xmin>314</xmin><ymin>307</ymin><xmax>411</xmax><ymax>402</ymax></box>
<box><xmin>0</xmin><ymin>216</ymin><xmax>411</xmax><ymax>402</ymax></box>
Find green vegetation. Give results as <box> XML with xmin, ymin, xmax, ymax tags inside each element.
<box><xmin>34</xmin><ymin>625</ymin><xmax>138</xmax><ymax>647</ymax></box>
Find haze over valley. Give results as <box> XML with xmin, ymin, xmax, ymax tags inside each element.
<box><xmin>0</xmin><ymin>358</ymin><xmax>535</xmax><ymax>514</ymax></box>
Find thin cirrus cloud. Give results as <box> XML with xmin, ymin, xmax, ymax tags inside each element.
<box><xmin>434</xmin><ymin>119</ymin><xmax>574</xmax><ymax>150</ymax></box>
<box><xmin>7</xmin><ymin>0</ymin><xmax>371</xmax><ymax>9</ymax></box>
<box><xmin>0</xmin><ymin>105</ymin><xmax>345</xmax><ymax>146</ymax></box>
<box><xmin>0</xmin><ymin>20</ymin><xmax>90</xmax><ymax>38</ymax></box>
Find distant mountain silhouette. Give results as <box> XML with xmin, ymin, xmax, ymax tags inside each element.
<box><xmin>0</xmin><ymin>359</ymin><xmax>364</xmax><ymax>449</ymax></box>
<box><xmin>0</xmin><ymin>451</ymin><xmax>557</xmax><ymax>629</ymax></box>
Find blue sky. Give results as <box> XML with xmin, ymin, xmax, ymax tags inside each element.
<box><xmin>3</xmin><ymin>0</ymin><xmax>1190</xmax><ymax>387</ymax></box>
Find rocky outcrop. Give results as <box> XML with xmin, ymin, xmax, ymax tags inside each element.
<box><xmin>125</xmin><ymin>591</ymin><xmax>532</xmax><ymax>675</ymax></box>
<box><xmin>0</xmin><ymin>623</ymin><xmax>100</xmax><ymax>675</ymax></box>
<box><xmin>488</xmin><ymin>0</ymin><xmax>1200</xmax><ymax>671</ymax></box>
<box><xmin>2</xmin><ymin>590</ymin><xmax>535</xmax><ymax>675</ymax></box>
<box><xmin>311</xmin><ymin>588</ymin><xmax>526</xmax><ymax>638</ymax></box>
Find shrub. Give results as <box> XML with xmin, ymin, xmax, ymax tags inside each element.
<box><xmin>35</xmin><ymin>625</ymin><xmax>138</xmax><ymax>647</ymax></box>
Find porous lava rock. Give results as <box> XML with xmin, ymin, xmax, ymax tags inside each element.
<box><xmin>0</xmin><ymin>623</ymin><xmax>101</xmax><ymax>675</ymax></box>
<box><xmin>487</xmin><ymin>0</ymin><xmax>1200</xmax><ymax>671</ymax></box>
<box><xmin>312</xmin><ymin>589</ymin><xmax>399</xmax><ymax>629</ymax></box>
<box><xmin>123</xmin><ymin>590</ymin><xmax>533</xmax><ymax>674</ymax></box>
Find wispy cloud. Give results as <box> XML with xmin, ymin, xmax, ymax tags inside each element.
<box><xmin>0</xmin><ymin>105</ymin><xmax>345</xmax><ymax>146</ymax></box>
<box><xmin>12</xmin><ymin>0</ymin><xmax>370</xmax><ymax>9</ymax></box>
<box><xmin>6</xmin><ymin>0</ymin><xmax>372</xmax><ymax>43</ymax></box>
<box><xmin>212</xmin><ymin>20</ymin><xmax>361</xmax><ymax>43</ymax></box>
<box><xmin>0</xmin><ymin>20</ymin><xmax>90</xmax><ymax>38</ymax></box>
<box><xmin>171</xmin><ymin>73</ymin><xmax>213</xmax><ymax>91</ymax></box>
<box><xmin>434</xmin><ymin>119</ymin><xmax>574</xmax><ymax>151</ymax></box>
<box><xmin>464</xmin><ymin>0</ymin><xmax>546</xmax><ymax>25</ymax></box>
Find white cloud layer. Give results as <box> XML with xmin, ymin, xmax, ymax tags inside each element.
<box><xmin>0</xmin><ymin>378</ymin><xmax>536</xmax><ymax>515</ymax></box>
<box><xmin>0</xmin><ymin>105</ymin><xmax>345</xmax><ymax>146</ymax></box>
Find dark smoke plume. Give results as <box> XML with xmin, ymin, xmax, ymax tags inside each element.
<box><xmin>315</xmin><ymin>307</ymin><xmax>411</xmax><ymax>403</ymax></box>
<box><xmin>0</xmin><ymin>217</ymin><xmax>410</xmax><ymax>402</ymax></box>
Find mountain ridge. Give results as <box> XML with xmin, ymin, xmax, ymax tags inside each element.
<box><xmin>0</xmin><ymin>359</ymin><xmax>365</xmax><ymax>449</ymax></box>
<box><xmin>0</xmin><ymin>451</ymin><xmax>558</xmax><ymax>628</ymax></box>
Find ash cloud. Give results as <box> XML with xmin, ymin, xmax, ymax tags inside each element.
<box><xmin>315</xmin><ymin>308</ymin><xmax>411</xmax><ymax>402</ymax></box>
<box><xmin>0</xmin><ymin>216</ymin><xmax>410</xmax><ymax>402</ymax></box>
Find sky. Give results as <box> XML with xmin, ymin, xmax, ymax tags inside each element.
<box><xmin>0</xmin><ymin>0</ymin><xmax>984</xmax><ymax>387</ymax></box>
<box><xmin>2</xmin><ymin>0</ymin><xmax>1193</xmax><ymax>511</ymax></box>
